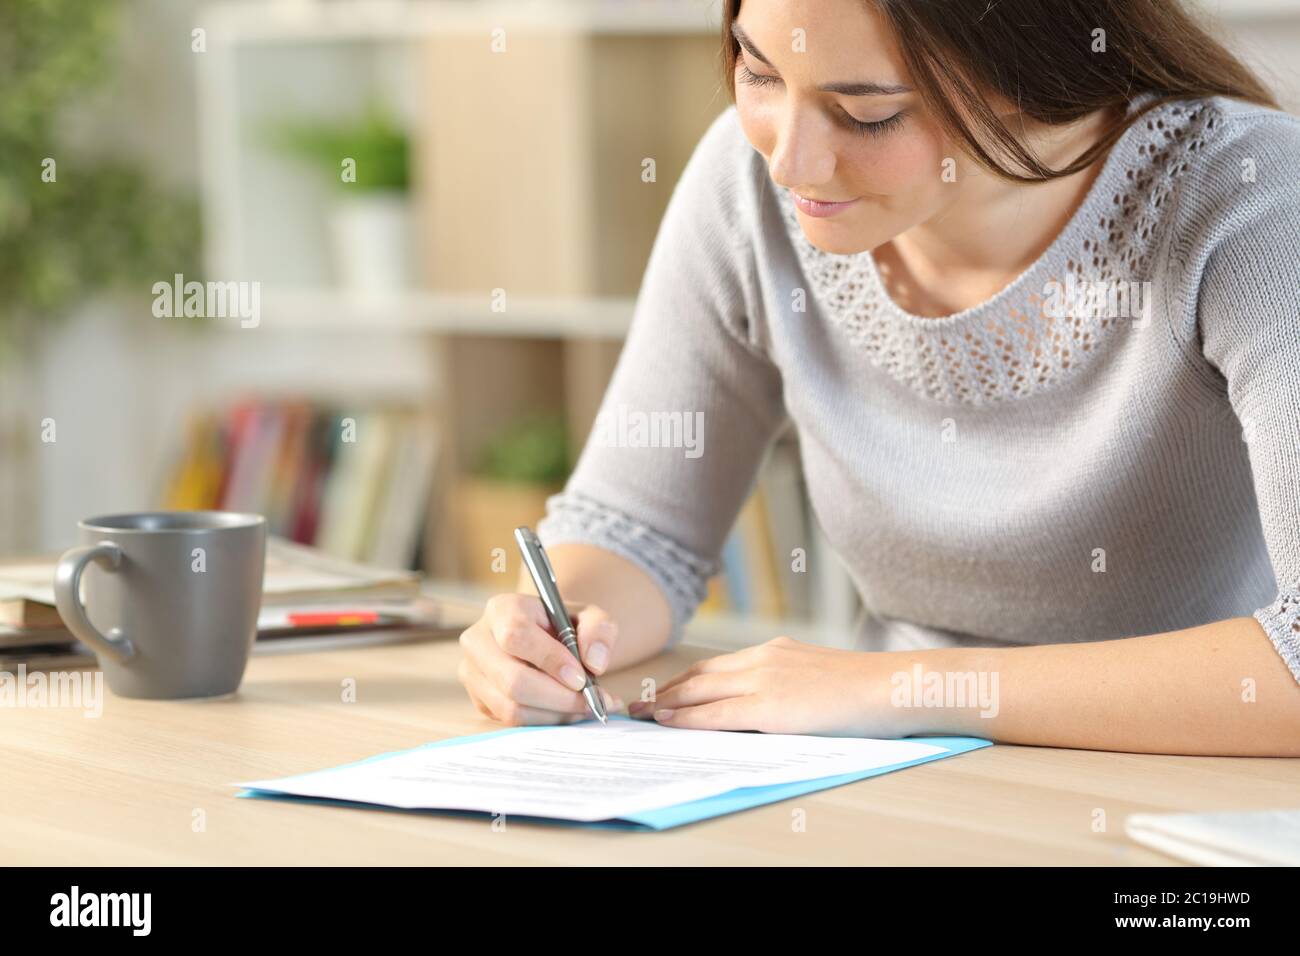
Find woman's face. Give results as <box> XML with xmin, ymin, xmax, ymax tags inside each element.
<box><xmin>732</xmin><ymin>0</ymin><xmax>956</xmax><ymax>255</ymax></box>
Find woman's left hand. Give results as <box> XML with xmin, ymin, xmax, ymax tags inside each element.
<box><xmin>627</xmin><ymin>636</ymin><xmax>925</xmax><ymax>737</ymax></box>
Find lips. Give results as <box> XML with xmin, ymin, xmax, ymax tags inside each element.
<box><xmin>791</xmin><ymin>190</ymin><xmax>860</xmax><ymax>218</ymax></box>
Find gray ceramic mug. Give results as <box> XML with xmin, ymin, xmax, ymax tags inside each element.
<box><xmin>54</xmin><ymin>511</ymin><xmax>267</xmax><ymax>699</ymax></box>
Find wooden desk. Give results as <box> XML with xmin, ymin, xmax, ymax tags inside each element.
<box><xmin>3</xmin><ymin>635</ymin><xmax>1297</xmax><ymax>865</ymax></box>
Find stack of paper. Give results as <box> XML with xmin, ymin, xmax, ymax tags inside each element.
<box><xmin>1125</xmin><ymin>808</ymin><xmax>1300</xmax><ymax>866</ymax></box>
<box><xmin>0</xmin><ymin>536</ymin><xmax>476</xmax><ymax>667</ymax></box>
<box><xmin>236</xmin><ymin>718</ymin><xmax>992</xmax><ymax>830</ymax></box>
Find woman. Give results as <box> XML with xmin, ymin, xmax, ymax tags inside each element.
<box><xmin>456</xmin><ymin>0</ymin><xmax>1300</xmax><ymax>755</ymax></box>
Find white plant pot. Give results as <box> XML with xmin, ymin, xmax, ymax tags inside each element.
<box><xmin>328</xmin><ymin>191</ymin><xmax>412</xmax><ymax>299</ymax></box>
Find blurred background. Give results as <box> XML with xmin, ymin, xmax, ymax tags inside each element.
<box><xmin>1</xmin><ymin>0</ymin><xmax>1297</xmax><ymax>641</ymax></box>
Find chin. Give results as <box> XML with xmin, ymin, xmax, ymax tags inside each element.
<box><xmin>797</xmin><ymin>221</ymin><xmax>882</xmax><ymax>256</ymax></box>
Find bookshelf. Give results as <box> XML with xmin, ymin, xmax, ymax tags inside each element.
<box><xmin>183</xmin><ymin>0</ymin><xmax>1299</xmax><ymax>639</ymax></box>
<box><xmin>180</xmin><ymin>0</ymin><xmax>865</xmax><ymax>636</ymax></box>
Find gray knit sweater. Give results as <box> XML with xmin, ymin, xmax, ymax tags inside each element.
<box><xmin>537</xmin><ymin>95</ymin><xmax>1300</xmax><ymax>685</ymax></box>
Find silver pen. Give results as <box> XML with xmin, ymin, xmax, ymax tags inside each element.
<box><xmin>514</xmin><ymin>526</ymin><xmax>608</xmax><ymax>725</ymax></box>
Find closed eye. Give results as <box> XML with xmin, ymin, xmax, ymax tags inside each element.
<box><xmin>738</xmin><ymin>62</ymin><xmax>906</xmax><ymax>139</ymax></box>
<box><xmin>841</xmin><ymin>109</ymin><xmax>906</xmax><ymax>138</ymax></box>
<box><xmin>737</xmin><ymin>62</ymin><xmax>781</xmax><ymax>89</ymax></box>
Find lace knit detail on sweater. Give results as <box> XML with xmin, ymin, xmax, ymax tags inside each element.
<box><xmin>1254</xmin><ymin>588</ymin><xmax>1300</xmax><ymax>680</ymax></box>
<box><xmin>778</xmin><ymin>99</ymin><xmax>1222</xmax><ymax>406</ymax></box>
<box><xmin>538</xmin><ymin>96</ymin><xmax>1300</xmax><ymax>686</ymax></box>
<box><xmin>537</xmin><ymin>490</ymin><xmax>715</xmax><ymax>643</ymax></box>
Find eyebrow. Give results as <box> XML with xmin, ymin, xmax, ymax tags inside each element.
<box><xmin>731</xmin><ymin>22</ymin><xmax>912</xmax><ymax>96</ymax></box>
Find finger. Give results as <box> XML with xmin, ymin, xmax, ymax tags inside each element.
<box><xmin>482</xmin><ymin>597</ymin><xmax>590</xmax><ymax>692</ymax></box>
<box><xmin>461</xmin><ymin>634</ymin><xmax>579</xmax><ymax>714</ymax></box>
<box><xmin>456</xmin><ymin>656</ymin><xmax>493</xmax><ymax>719</ymax></box>
<box><xmin>573</xmin><ymin>605</ymin><xmax>618</xmax><ymax>675</ymax></box>
<box><xmin>460</xmin><ymin>655</ymin><xmax>586</xmax><ymax>727</ymax></box>
<box><xmin>652</xmin><ymin>695</ymin><xmax>764</xmax><ymax>732</ymax></box>
<box><xmin>478</xmin><ymin>642</ymin><xmax>599</xmax><ymax>714</ymax></box>
<box><xmin>629</xmin><ymin>670</ymin><xmax>752</xmax><ymax>715</ymax></box>
<box><xmin>485</xmin><ymin>592</ymin><xmax>552</xmax><ymax>628</ymax></box>
<box><xmin>457</xmin><ymin>655</ymin><xmax>509</xmax><ymax>720</ymax></box>
<box><xmin>652</xmin><ymin>647</ymin><xmax>761</xmax><ymax>696</ymax></box>
<box><xmin>471</xmin><ymin>626</ymin><xmax>628</xmax><ymax>715</ymax></box>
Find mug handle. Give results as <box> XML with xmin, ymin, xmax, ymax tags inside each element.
<box><xmin>54</xmin><ymin>542</ymin><xmax>136</xmax><ymax>665</ymax></box>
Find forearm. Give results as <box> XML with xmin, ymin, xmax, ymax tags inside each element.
<box><xmin>909</xmin><ymin>617</ymin><xmax>1300</xmax><ymax>756</ymax></box>
<box><xmin>516</xmin><ymin>542</ymin><xmax>673</xmax><ymax>669</ymax></box>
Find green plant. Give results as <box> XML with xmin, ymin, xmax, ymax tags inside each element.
<box><xmin>265</xmin><ymin>103</ymin><xmax>410</xmax><ymax>192</ymax></box>
<box><xmin>0</xmin><ymin>0</ymin><xmax>202</xmax><ymax>355</ymax></box>
<box><xmin>476</xmin><ymin>414</ymin><xmax>571</xmax><ymax>486</ymax></box>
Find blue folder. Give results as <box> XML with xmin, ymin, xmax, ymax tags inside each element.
<box><xmin>237</xmin><ymin>719</ymin><xmax>992</xmax><ymax>831</ymax></box>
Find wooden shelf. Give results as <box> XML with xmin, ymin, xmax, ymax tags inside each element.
<box><xmin>204</xmin><ymin>0</ymin><xmax>723</xmax><ymax>44</ymax></box>
<box><xmin>222</xmin><ymin>288</ymin><xmax>633</xmax><ymax>339</ymax></box>
<box><xmin>1207</xmin><ymin>0</ymin><xmax>1300</xmax><ymax>20</ymax></box>
<box><xmin>421</xmin><ymin>577</ymin><xmax>849</xmax><ymax>650</ymax></box>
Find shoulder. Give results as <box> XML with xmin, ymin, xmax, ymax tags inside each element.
<box><xmin>1164</xmin><ymin>99</ymin><xmax>1300</xmax><ymax>371</ymax></box>
<box><xmin>683</xmin><ymin>105</ymin><xmax>761</xmax><ymax>189</ymax></box>
<box><xmin>692</xmin><ymin>104</ymin><xmax>752</xmax><ymax>164</ymax></box>
<box><xmin>1168</xmin><ymin>96</ymin><xmax>1300</xmax><ymax>237</ymax></box>
<box><xmin>1151</xmin><ymin>96</ymin><xmax>1300</xmax><ymax>324</ymax></box>
<box><xmin>1200</xmin><ymin>95</ymin><xmax>1300</xmax><ymax>159</ymax></box>
<box><xmin>670</xmin><ymin>105</ymin><xmax>772</xmax><ymax>252</ymax></box>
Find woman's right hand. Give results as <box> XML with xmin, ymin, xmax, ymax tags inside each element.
<box><xmin>457</xmin><ymin>593</ymin><xmax>625</xmax><ymax>726</ymax></box>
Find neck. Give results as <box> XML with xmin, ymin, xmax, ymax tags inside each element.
<box><xmin>880</xmin><ymin>107</ymin><xmax>1122</xmax><ymax>315</ymax></box>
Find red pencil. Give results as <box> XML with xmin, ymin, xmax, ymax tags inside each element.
<box><xmin>285</xmin><ymin>611</ymin><xmax>382</xmax><ymax>627</ymax></box>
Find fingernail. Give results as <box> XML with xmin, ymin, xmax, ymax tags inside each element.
<box><xmin>560</xmin><ymin>665</ymin><xmax>586</xmax><ymax>691</ymax></box>
<box><xmin>654</xmin><ymin>709</ymin><xmax>674</xmax><ymax>721</ymax></box>
<box><xmin>586</xmin><ymin>642</ymin><xmax>609</xmax><ymax>671</ymax></box>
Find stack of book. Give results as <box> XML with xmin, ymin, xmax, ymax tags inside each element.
<box><xmin>699</xmin><ymin>438</ymin><xmax>859</xmax><ymax>629</ymax></box>
<box><xmin>160</xmin><ymin>400</ymin><xmax>440</xmax><ymax>570</ymax></box>
<box><xmin>0</xmin><ymin>537</ymin><xmax>481</xmax><ymax>669</ymax></box>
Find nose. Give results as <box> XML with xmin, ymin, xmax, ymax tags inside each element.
<box><xmin>766</xmin><ymin>104</ymin><xmax>837</xmax><ymax>192</ymax></box>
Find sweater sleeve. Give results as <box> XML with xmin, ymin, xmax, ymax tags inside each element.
<box><xmin>1196</xmin><ymin>119</ymin><xmax>1300</xmax><ymax>685</ymax></box>
<box><xmin>537</xmin><ymin>108</ymin><xmax>787</xmax><ymax>646</ymax></box>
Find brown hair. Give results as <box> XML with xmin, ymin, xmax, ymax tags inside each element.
<box><xmin>721</xmin><ymin>0</ymin><xmax>1278</xmax><ymax>183</ymax></box>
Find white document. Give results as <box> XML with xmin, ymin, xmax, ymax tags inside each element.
<box><xmin>238</xmin><ymin>719</ymin><xmax>947</xmax><ymax>823</ymax></box>
<box><xmin>1125</xmin><ymin>808</ymin><xmax>1300</xmax><ymax>866</ymax></box>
